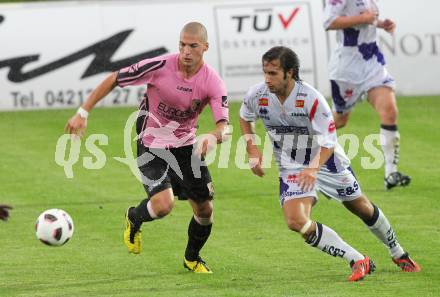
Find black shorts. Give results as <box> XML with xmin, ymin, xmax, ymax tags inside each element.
<box><xmin>137</xmin><ymin>142</ymin><xmax>214</xmax><ymax>202</ymax></box>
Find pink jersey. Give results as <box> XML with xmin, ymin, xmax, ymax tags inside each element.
<box><xmin>116</xmin><ymin>53</ymin><xmax>228</xmax><ymax>148</ymax></box>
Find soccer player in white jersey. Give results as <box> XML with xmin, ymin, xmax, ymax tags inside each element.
<box><xmin>65</xmin><ymin>22</ymin><xmax>229</xmax><ymax>273</ymax></box>
<box><xmin>323</xmin><ymin>0</ymin><xmax>410</xmax><ymax>189</ymax></box>
<box><xmin>240</xmin><ymin>46</ymin><xmax>420</xmax><ymax>281</ymax></box>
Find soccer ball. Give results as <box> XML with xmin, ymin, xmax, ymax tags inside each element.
<box><xmin>35</xmin><ymin>209</ymin><xmax>74</xmax><ymax>246</ymax></box>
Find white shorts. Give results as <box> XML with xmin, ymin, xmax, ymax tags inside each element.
<box><xmin>279</xmin><ymin>166</ymin><xmax>362</xmax><ymax>206</ymax></box>
<box><xmin>330</xmin><ymin>72</ymin><xmax>396</xmax><ymax>114</ymax></box>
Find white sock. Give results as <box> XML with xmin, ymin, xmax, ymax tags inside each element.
<box><xmin>380</xmin><ymin>127</ymin><xmax>400</xmax><ymax>177</ymax></box>
<box><xmin>366</xmin><ymin>205</ymin><xmax>404</xmax><ymax>259</ymax></box>
<box><xmin>306</xmin><ymin>222</ymin><xmax>364</xmax><ymax>264</ymax></box>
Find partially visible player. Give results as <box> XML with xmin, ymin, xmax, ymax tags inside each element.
<box><xmin>0</xmin><ymin>204</ymin><xmax>12</xmax><ymax>221</ymax></box>
<box><xmin>65</xmin><ymin>22</ymin><xmax>229</xmax><ymax>273</ymax></box>
<box><xmin>240</xmin><ymin>46</ymin><xmax>420</xmax><ymax>281</ymax></box>
<box><xmin>323</xmin><ymin>0</ymin><xmax>410</xmax><ymax>189</ymax></box>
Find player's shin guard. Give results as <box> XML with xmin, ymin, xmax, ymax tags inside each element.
<box><xmin>130</xmin><ymin>198</ymin><xmax>158</xmax><ymax>226</ymax></box>
<box><xmin>185</xmin><ymin>215</ymin><xmax>212</xmax><ymax>261</ymax></box>
<box><xmin>363</xmin><ymin>204</ymin><xmax>404</xmax><ymax>259</ymax></box>
<box><xmin>380</xmin><ymin>125</ymin><xmax>400</xmax><ymax>177</ymax></box>
<box><xmin>305</xmin><ymin>222</ymin><xmax>364</xmax><ymax>264</ymax></box>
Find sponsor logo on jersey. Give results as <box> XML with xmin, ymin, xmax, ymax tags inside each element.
<box><xmin>295</xmin><ymin>99</ymin><xmax>304</xmax><ymax>108</ymax></box>
<box><xmin>259</xmin><ymin>98</ymin><xmax>269</xmax><ymax>106</ymax></box>
<box><xmin>297</xmin><ymin>92</ymin><xmax>308</xmax><ymax>97</ymax></box>
<box><xmin>157</xmin><ymin>101</ymin><xmax>199</xmax><ymax>120</ymax></box>
<box><xmin>259</xmin><ymin>107</ymin><xmax>268</xmax><ymax>115</ymax></box>
<box><xmin>291</xmin><ymin>112</ymin><xmax>308</xmax><ymax>117</ymax></box>
<box><xmin>328</xmin><ymin>120</ymin><xmax>336</xmax><ymax>133</ymax></box>
<box><xmin>268</xmin><ymin>125</ymin><xmax>309</xmax><ymax>134</ymax></box>
<box><xmin>176</xmin><ymin>86</ymin><xmax>192</xmax><ymax>92</ymax></box>
<box><xmin>259</xmin><ymin>107</ymin><xmax>270</xmax><ymax>120</ymax></box>
<box><xmin>287</xmin><ymin>174</ymin><xmax>298</xmax><ymax>183</ymax></box>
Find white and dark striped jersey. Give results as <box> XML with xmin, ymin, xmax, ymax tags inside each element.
<box><xmin>323</xmin><ymin>0</ymin><xmax>388</xmax><ymax>84</ymax></box>
<box><xmin>240</xmin><ymin>80</ymin><xmax>350</xmax><ymax>173</ymax></box>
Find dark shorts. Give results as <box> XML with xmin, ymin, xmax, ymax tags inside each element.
<box><xmin>137</xmin><ymin>142</ymin><xmax>214</xmax><ymax>202</ymax></box>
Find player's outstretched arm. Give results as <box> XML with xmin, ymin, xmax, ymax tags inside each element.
<box><xmin>64</xmin><ymin>72</ymin><xmax>118</xmax><ymax>137</ymax></box>
<box><xmin>327</xmin><ymin>9</ymin><xmax>377</xmax><ymax>30</ymax></box>
<box><xmin>239</xmin><ymin>117</ymin><xmax>264</xmax><ymax>177</ymax></box>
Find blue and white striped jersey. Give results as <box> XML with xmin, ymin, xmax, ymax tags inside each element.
<box><xmin>323</xmin><ymin>0</ymin><xmax>388</xmax><ymax>84</ymax></box>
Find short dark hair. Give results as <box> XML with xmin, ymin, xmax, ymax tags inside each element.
<box><xmin>262</xmin><ymin>46</ymin><xmax>300</xmax><ymax>80</ymax></box>
<box><xmin>181</xmin><ymin>22</ymin><xmax>208</xmax><ymax>43</ymax></box>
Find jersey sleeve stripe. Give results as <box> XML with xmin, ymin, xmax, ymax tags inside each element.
<box><xmin>117</xmin><ymin>60</ymin><xmax>161</xmax><ymax>79</ymax></box>
<box><xmin>117</xmin><ymin>60</ymin><xmax>166</xmax><ymax>85</ymax></box>
<box><xmin>309</xmin><ymin>99</ymin><xmax>319</xmax><ymax>121</ymax></box>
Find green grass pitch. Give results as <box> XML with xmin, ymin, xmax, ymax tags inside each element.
<box><xmin>0</xmin><ymin>97</ymin><xmax>439</xmax><ymax>297</ymax></box>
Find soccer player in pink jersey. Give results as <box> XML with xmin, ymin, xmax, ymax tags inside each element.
<box><xmin>65</xmin><ymin>22</ymin><xmax>229</xmax><ymax>273</ymax></box>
